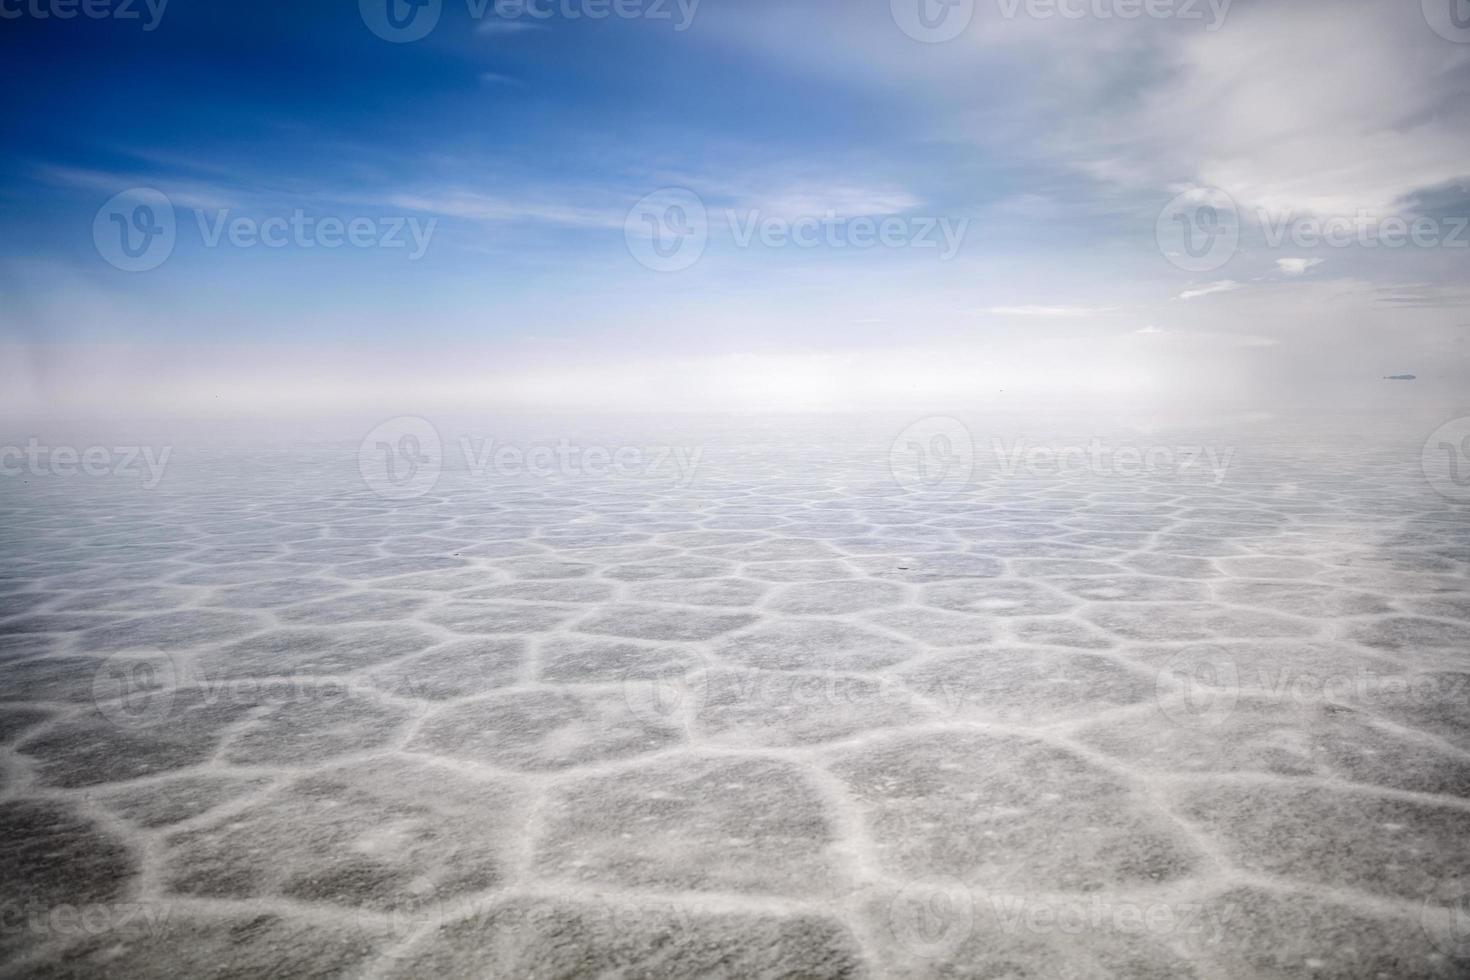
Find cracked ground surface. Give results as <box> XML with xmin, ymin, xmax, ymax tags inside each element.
<box><xmin>1</xmin><ymin>414</ymin><xmax>1468</xmax><ymax>978</ymax></box>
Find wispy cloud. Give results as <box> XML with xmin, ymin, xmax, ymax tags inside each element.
<box><xmin>1371</xmin><ymin>284</ymin><xmax>1470</xmax><ymax>309</ymax></box>
<box><xmin>972</xmin><ymin>305</ymin><xmax>1117</xmax><ymax>317</ymax></box>
<box><xmin>1178</xmin><ymin>281</ymin><xmax>1243</xmax><ymax>301</ymax></box>
<box><xmin>34</xmin><ymin>164</ymin><xmax>237</xmax><ymax>210</ymax></box>
<box><xmin>478</xmin><ymin>71</ymin><xmax>525</xmax><ymax>87</ymax></box>
<box><xmin>477</xmin><ymin>20</ymin><xmax>543</xmax><ymax>36</ymax></box>
<box><xmin>385</xmin><ymin>191</ymin><xmax>624</xmax><ymax>228</ymax></box>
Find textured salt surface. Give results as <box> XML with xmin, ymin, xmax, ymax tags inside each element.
<box><xmin>1</xmin><ymin>415</ymin><xmax>1468</xmax><ymax>978</ymax></box>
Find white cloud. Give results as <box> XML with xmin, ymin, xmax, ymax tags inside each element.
<box><xmin>717</xmin><ymin>1</ymin><xmax>1470</xmax><ymax>223</ymax></box>
<box><xmin>1276</xmin><ymin>257</ymin><xmax>1324</xmax><ymax>276</ymax></box>
<box><xmin>1178</xmin><ymin>280</ymin><xmax>1243</xmax><ymax>300</ymax></box>
<box><xmin>1051</xmin><ymin>1</ymin><xmax>1470</xmax><ymax>215</ymax></box>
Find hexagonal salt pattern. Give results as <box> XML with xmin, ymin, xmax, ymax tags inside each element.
<box><xmin>1</xmin><ymin>415</ymin><xmax>1468</xmax><ymax>978</ymax></box>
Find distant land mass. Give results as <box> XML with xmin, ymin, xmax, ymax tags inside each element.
<box><xmin>1383</xmin><ymin>374</ymin><xmax>1417</xmax><ymax>381</ymax></box>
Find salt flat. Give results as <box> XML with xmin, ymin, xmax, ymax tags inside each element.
<box><xmin>1</xmin><ymin>412</ymin><xmax>1468</xmax><ymax>978</ymax></box>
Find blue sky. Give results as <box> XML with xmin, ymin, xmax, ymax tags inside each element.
<box><xmin>2</xmin><ymin>0</ymin><xmax>1468</xmax><ymax>415</ymax></box>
